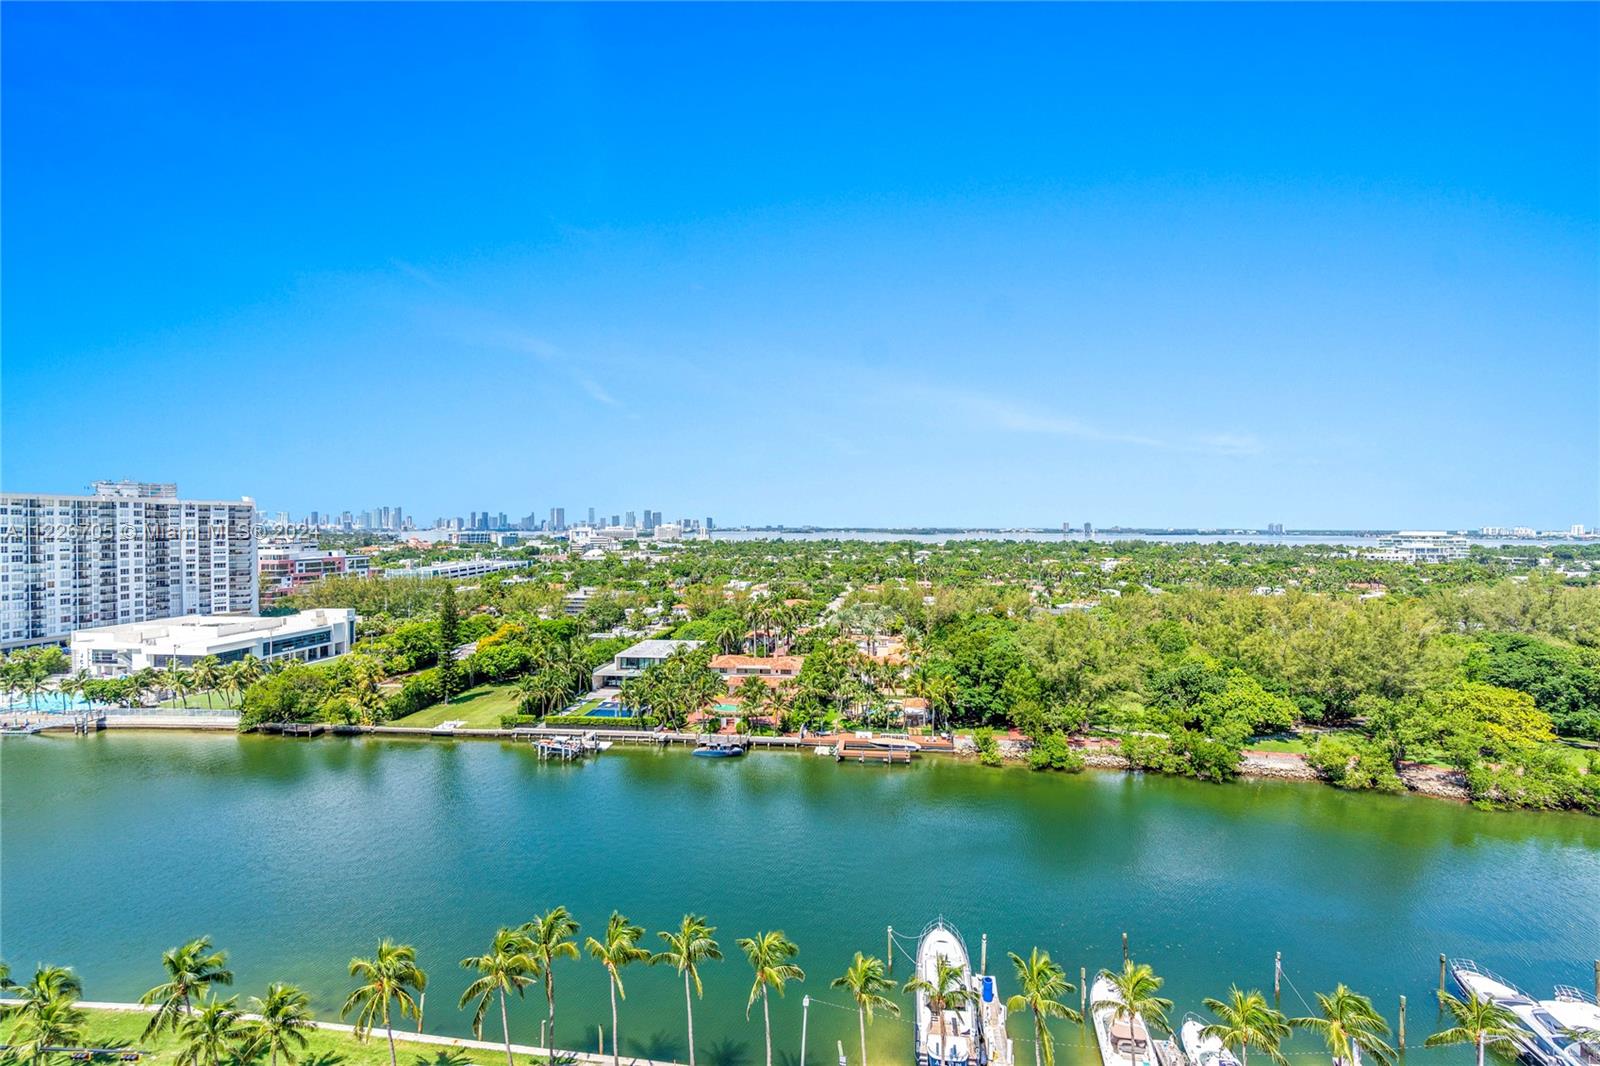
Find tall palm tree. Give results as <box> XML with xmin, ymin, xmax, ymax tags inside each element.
<box><xmin>191</xmin><ymin>656</ymin><xmax>222</xmax><ymax>709</ymax></box>
<box><xmin>238</xmin><ymin>653</ymin><xmax>266</xmax><ymax>688</ymax></box>
<box><xmin>1201</xmin><ymin>987</ymin><xmax>1291</xmax><ymax>1066</ymax></box>
<box><xmin>246</xmin><ymin>983</ymin><xmax>315</xmax><ymax>1066</ymax></box>
<box><xmin>342</xmin><ymin>940</ymin><xmax>428</xmax><ymax>1066</ymax></box>
<box><xmin>736</xmin><ymin>931</ymin><xmax>804</xmax><ymax>1066</ymax></box>
<box><xmin>174</xmin><ymin>995</ymin><xmax>247</xmax><ymax>1066</ymax></box>
<box><xmin>1094</xmin><ymin>961</ymin><xmax>1173</xmax><ymax>1066</ymax></box>
<box><xmin>1291</xmin><ymin>985</ymin><xmax>1395</xmax><ymax>1066</ymax></box>
<box><xmin>5</xmin><ymin>970</ymin><xmax>86</xmax><ymax>1066</ymax></box>
<box><xmin>651</xmin><ymin>915</ymin><xmax>723</xmax><ymax>1066</ymax></box>
<box><xmin>586</xmin><ymin>912</ymin><xmax>651</xmax><ymax>1066</ymax></box>
<box><xmin>1007</xmin><ymin>949</ymin><xmax>1080</xmax><ymax>1066</ymax></box>
<box><xmin>8</xmin><ymin>964</ymin><xmax>82</xmax><ymax>1007</ymax></box>
<box><xmin>219</xmin><ymin>662</ymin><xmax>248</xmax><ymax>708</ymax></box>
<box><xmin>459</xmin><ymin>927</ymin><xmax>537</xmax><ymax>1066</ymax></box>
<box><xmin>139</xmin><ymin>936</ymin><xmax>234</xmax><ymax>1037</ymax></box>
<box><xmin>830</xmin><ymin>953</ymin><xmax>899</xmax><ymax>1066</ymax></box>
<box><xmin>523</xmin><ymin>907</ymin><xmax>579</xmax><ymax>1051</ymax></box>
<box><xmin>56</xmin><ymin>670</ymin><xmax>91</xmax><ymax>712</ymax></box>
<box><xmin>903</xmin><ymin>956</ymin><xmax>975</xmax><ymax>1066</ymax></box>
<box><xmin>1425</xmin><ymin>991</ymin><xmax>1520</xmax><ymax>1066</ymax></box>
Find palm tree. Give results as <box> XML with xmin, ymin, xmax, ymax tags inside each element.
<box><xmin>1008</xmin><ymin>949</ymin><xmax>1080</xmax><ymax>1066</ymax></box>
<box><xmin>342</xmin><ymin>940</ymin><xmax>428</xmax><ymax>1066</ymax></box>
<box><xmin>219</xmin><ymin>662</ymin><xmax>248</xmax><ymax>708</ymax></box>
<box><xmin>1291</xmin><ymin>985</ymin><xmax>1395</xmax><ymax>1066</ymax></box>
<box><xmin>830</xmin><ymin>953</ymin><xmax>899</xmax><ymax>1066</ymax></box>
<box><xmin>586</xmin><ymin>912</ymin><xmax>651</xmax><ymax>1066</ymax></box>
<box><xmin>903</xmin><ymin>956</ymin><xmax>975</xmax><ymax>1065</ymax></box>
<box><xmin>238</xmin><ymin>653</ymin><xmax>266</xmax><ymax>688</ymax></box>
<box><xmin>514</xmin><ymin>674</ymin><xmax>543</xmax><ymax>715</ymax></box>
<box><xmin>651</xmin><ymin>914</ymin><xmax>723</xmax><ymax>1066</ymax></box>
<box><xmin>5</xmin><ymin>968</ymin><xmax>86</xmax><ymax>1066</ymax></box>
<box><xmin>174</xmin><ymin>995</ymin><xmax>247</xmax><ymax>1066</ymax></box>
<box><xmin>523</xmin><ymin>907</ymin><xmax>579</xmax><ymax>1051</ymax></box>
<box><xmin>1201</xmin><ymin>987</ymin><xmax>1291</xmax><ymax>1066</ymax></box>
<box><xmin>191</xmin><ymin>656</ymin><xmax>222</xmax><ymax>709</ymax></box>
<box><xmin>139</xmin><ymin>936</ymin><xmax>234</xmax><ymax>1037</ymax></box>
<box><xmin>246</xmin><ymin>983</ymin><xmax>315</xmax><ymax>1066</ymax></box>
<box><xmin>459</xmin><ymin>927</ymin><xmax>537</xmax><ymax>1066</ymax></box>
<box><xmin>56</xmin><ymin>670</ymin><xmax>91</xmax><ymax>712</ymax></box>
<box><xmin>736</xmin><ymin>931</ymin><xmax>804</xmax><ymax>1066</ymax></box>
<box><xmin>1093</xmin><ymin>961</ymin><xmax>1173</xmax><ymax>1066</ymax></box>
<box><xmin>1425</xmin><ymin>990</ymin><xmax>1520</xmax><ymax>1066</ymax></box>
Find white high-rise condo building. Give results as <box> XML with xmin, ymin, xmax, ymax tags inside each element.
<box><xmin>0</xmin><ymin>481</ymin><xmax>258</xmax><ymax>650</ymax></box>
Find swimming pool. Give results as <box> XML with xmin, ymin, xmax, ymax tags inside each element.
<box><xmin>585</xmin><ymin>700</ymin><xmax>637</xmax><ymax>718</ymax></box>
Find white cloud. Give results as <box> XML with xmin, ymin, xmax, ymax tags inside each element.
<box><xmin>901</xmin><ymin>383</ymin><xmax>1262</xmax><ymax>456</ymax></box>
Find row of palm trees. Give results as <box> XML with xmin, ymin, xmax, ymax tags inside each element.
<box><xmin>0</xmin><ymin>957</ymin><xmax>312</xmax><ymax>1066</ymax></box>
<box><xmin>4</xmin><ymin>655</ymin><xmax>270</xmax><ymax>713</ymax></box>
<box><xmin>1089</xmin><ymin>960</ymin><xmax>1530</xmax><ymax>1066</ymax></box>
<box><xmin>1</xmin><ymin>935</ymin><xmax>1533</xmax><ymax>1066</ymax></box>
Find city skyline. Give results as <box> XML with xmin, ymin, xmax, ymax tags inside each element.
<box><xmin>2</xmin><ymin>4</ymin><xmax>1596</xmax><ymax>527</ymax></box>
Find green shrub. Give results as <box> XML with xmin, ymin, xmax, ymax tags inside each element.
<box><xmin>383</xmin><ymin>668</ymin><xmax>442</xmax><ymax>721</ymax></box>
<box><xmin>973</xmin><ymin>727</ymin><xmax>1003</xmax><ymax>767</ymax></box>
<box><xmin>1027</xmin><ymin>732</ymin><xmax>1086</xmax><ymax>773</ymax></box>
<box><xmin>499</xmin><ymin>714</ymin><xmax>540</xmax><ymax>729</ymax></box>
<box><xmin>1306</xmin><ymin>736</ymin><xmax>1404</xmax><ymax>792</ymax></box>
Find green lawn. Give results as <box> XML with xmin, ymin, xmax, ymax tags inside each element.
<box><xmin>56</xmin><ymin>1006</ymin><xmax>520</xmax><ymax>1066</ymax></box>
<box><xmin>388</xmin><ymin>682</ymin><xmax>525</xmax><ymax>728</ymax></box>
<box><xmin>1245</xmin><ymin>728</ymin><xmax>1363</xmax><ymax>754</ymax></box>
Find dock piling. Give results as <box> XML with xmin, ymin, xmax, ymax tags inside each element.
<box><xmin>887</xmin><ymin>926</ymin><xmax>893</xmax><ymax>972</ymax></box>
<box><xmin>1122</xmin><ymin>931</ymin><xmax>1129</xmax><ymax>963</ymax></box>
<box><xmin>981</xmin><ymin>933</ymin><xmax>988</xmax><ymax>974</ymax></box>
<box><xmin>1274</xmin><ymin>952</ymin><xmax>1281</xmax><ymax>999</ymax></box>
<box><xmin>1594</xmin><ymin>960</ymin><xmax>1599</xmax><ymax>1002</ymax></box>
<box><xmin>1439</xmin><ymin>953</ymin><xmax>1447</xmax><ymax>994</ymax></box>
<box><xmin>1080</xmin><ymin>967</ymin><xmax>1087</xmax><ymax>1017</ymax></box>
<box><xmin>1399</xmin><ymin>994</ymin><xmax>1407</xmax><ymax>1049</ymax></box>
<box><xmin>597</xmin><ymin>1026</ymin><xmax>604</xmax><ymax>1056</ymax></box>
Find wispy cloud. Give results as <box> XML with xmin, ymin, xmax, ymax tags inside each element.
<box><xmin>901</xmin><ymin>383</ymin><xmax>1261</xmax><ymax>456</ymax></box>
<box><xmin>478</xmin><ymin>328</ymin><xmax>621</xmax><ymax>407</ymax></box>
<box><xmin>1190</xmin><ymin>432</ymin><xmax>1263</xmax><ymax>457</ymax></box>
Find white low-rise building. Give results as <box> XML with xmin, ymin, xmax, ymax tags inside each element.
<box><xmin>70</xmin><ymin>608</ymin><xmax>357</xmax><ymax>677</ymax></box>
<box><xmin>383</xmin><ymin>556</ymin><xmax>532</xmax><ymax>580</ymax></box>
<box><xmin>1370</xmin><ymin>531</ymin><xmax>1470</xmax><ymax>564</ymax></box>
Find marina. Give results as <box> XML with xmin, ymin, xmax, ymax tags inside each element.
<box><xmin>1449</xmin><ymin>960</ymin><xmax>1600</xmax><ymax>1066</ymax></box>
<box><xmin>1089</xmin><ymin>973</ymin><xmax>1183</xmax><ymax>1066</ymax></box>
<box><xmin>911</xmin><ymin>919</ymin><xmax>1012</xmax><ymax>1066</ymax></box>
<box><xmin>3</xmin><ymin>734</ymin><xmax>1598</xmax><ymax>1066</ymax></box>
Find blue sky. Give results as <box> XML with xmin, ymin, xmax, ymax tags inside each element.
<box><xmin>3</xmin><ymin>3</ymin><xmax>1596</xmax><ymax>528</ymax></box>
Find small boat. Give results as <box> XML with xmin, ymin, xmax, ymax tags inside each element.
<box><xmin>1451</xmin><ymin>960</ymin><xmax>1600</xmax><ymax>1066</ymax></box>
<box><xmin>1091</xmin><ymin>973</ymin><xmax>1184</xmax><ymax>1066</ymax></box>
<box><xmin>692</xmin><ymin>738</ymin><xmax>748</xmax><ymax>758</ymax></box>
<box><xmin>1181</xmin><ymin>1015</ymin><xmax>1239</xmax><ymax>1066</ymax></box>
<box><xmin>911</xmin><ymin>918</ymin><xmax>1013</xmax><ymax>1066</ymax></box>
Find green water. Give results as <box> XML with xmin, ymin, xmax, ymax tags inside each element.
<box><xmin>3</xmin><ymin>734</ymin><xmax>1598</xmax><ymax>1066</ymax></box>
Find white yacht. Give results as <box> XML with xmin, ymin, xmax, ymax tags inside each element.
<box><xmin>1091</xmin><ymin>972</ymin><xmax>1185</xmax><ymax>1066</ymax></box>
<box><xmin>912</xmin><ymin>919</ymin><xmax>1014</xmax><ymax>1066</ymax></box>
<box><xmin>1450</xmin><ymin>960</ymin><xmax>1600</xmax><ymax>1066</ymax></box>
<box><xmin>1180</xmin><ymin>1015</ymin><xmax>1240</xmax><ymax>1066</ymax></box>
